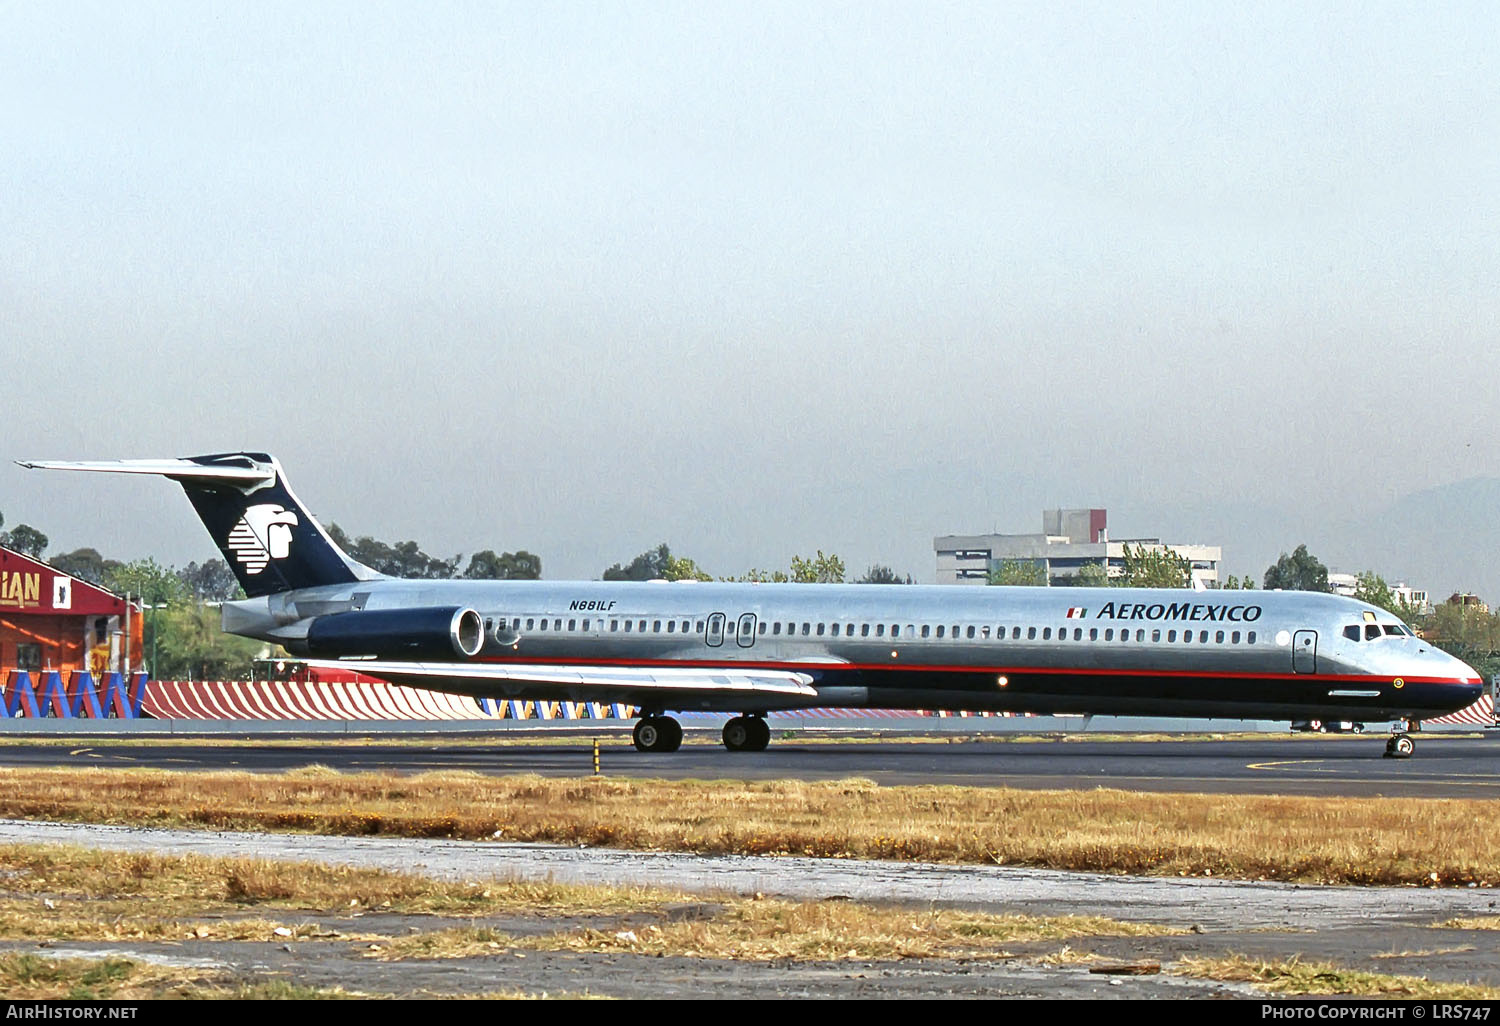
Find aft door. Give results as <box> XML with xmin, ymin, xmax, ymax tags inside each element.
<box><xmin>736</xmin><ymin>613</ymin><xmax>757</xmax><ymax>648</ymax></box>
<box><xmin>1292</xmin><ymin>630</ymin><xmax>1317</xmax><ymax>674</ymax></box>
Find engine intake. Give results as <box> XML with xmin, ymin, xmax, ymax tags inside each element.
<box><xmin>302</xmin><ymin>606</ymin><xmax>485</xmax><ymax>660</ymax></box>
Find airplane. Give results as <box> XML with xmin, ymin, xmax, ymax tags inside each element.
<box><xmin>18</xmin><ymin>452</ymin><xmax>1484</xmax><ymax>758</ymax></box>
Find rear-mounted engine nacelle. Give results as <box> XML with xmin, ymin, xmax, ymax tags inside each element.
<box><xmin>301</xmin><ymin>606</ymin><xmax>484</xmax><ymax>660</ymax></box>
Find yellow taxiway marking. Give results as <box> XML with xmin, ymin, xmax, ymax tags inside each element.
<box><xmin>1247</xmin><ymin>759</ymin><xmax>1330</xmax><ymax>771</ymax></box>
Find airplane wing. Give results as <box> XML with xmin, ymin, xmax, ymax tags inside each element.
<box><xmin>302</xmin><ymin>659</ymin><xmax>819</xmax><ymax>704</ymax></box>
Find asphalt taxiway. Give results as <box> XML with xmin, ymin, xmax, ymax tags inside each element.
<box><xmin>2</xmin><ymin>729</ymin><xmax>1499</xmax><ymax>797</ymax></box>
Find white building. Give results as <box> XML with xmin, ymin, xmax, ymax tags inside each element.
<box><xmin>936</xmin><ymin>508</ymin><xmax>1221</xmax><ymax>589</ymax></box>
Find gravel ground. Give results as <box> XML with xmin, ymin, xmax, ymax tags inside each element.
<box><xmin>2</xmin><ymin>819</ymin><xmax>1497</xmax><ymax>999</ymax></box>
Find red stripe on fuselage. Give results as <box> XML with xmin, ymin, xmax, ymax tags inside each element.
<box><xmin>469</xmin><ymin>655</ymin><xmax>1477</xmax><ymax>687</ymax></box>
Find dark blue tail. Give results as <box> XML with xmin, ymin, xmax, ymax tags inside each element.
<box><xmin>175</xmin><ymin>453</ymin><xmax>376</xmax><ymax>598</ymax></box>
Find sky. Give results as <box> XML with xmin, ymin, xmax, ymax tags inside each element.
<box><xmin>3</xmin><ymin>2</ymin><xmax>1498</xmax><ymax>588</ymax></box>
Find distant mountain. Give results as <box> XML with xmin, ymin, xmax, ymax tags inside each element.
<box><xmin>1317</xmin><ymin>477</ymin><xmax>1500</xmax><ymax>602</ymax></box>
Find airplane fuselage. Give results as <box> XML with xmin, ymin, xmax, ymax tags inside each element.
<box><xmin>227</xmin><ymin>579</ymin><xmax>1482</xmax><ymax>722</ymax></box>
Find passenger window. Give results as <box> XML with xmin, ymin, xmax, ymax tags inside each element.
<box><xmin>666</xmin><ymin>621</ymin><xmax>675</xmax><ymax>633</ymax></box>
<box><xmin>1231</xmin><ymin>631</ymin><xmax>1240</xmax><ymax>643</ymax></box>
<box><xmin>936</xmin><ymin>625</ymin><xmax>945</xmax><ymax>638</ymax></box>
<box><xmin>653</xmin><ymin>620</ymin><xmax>661</xmax><ymax>632</ymax></box>
<box><xmin>1043</xmin><ymin>627</ymin><xmax>1052</xmax><ymax>640</ymax></box>
<box><xmin>623</xmin><ymin>621</ymin><xmax>631</xmax><ymax>632</ymax></box>
<box><xmin>1151</xmin><ymin>629</ymin><xmax>1160</xmax><ymax>642</ymax></box>
<box><xmin>1012</xmin><ymin>626</ymin><xmax>1021</xmax><ymax>640</ymax></box>
<box><xmin>1247</xmin><ymin>631</ymin><xmax>1256</xmax><ymax>644</ymax></box>
<box><xmin>1198</xmin><ymin>630</ymin><xmax>1208</xmax><ymax>643</ymax></box>
<box><xmin>1167</xmin><ymin>630</ymin><xmax>1176</xmax><ymax>642</ymax></box>
<box><xmin>1089</xmin><ymin>628</ymin><xmax>1097</xmax><ymax>641</ymax></box>
<box><xmin>817</xmin><ymin>623</ymin><xmax>826</xmax><ymax>636</ymax></box>
<box><xmin>639</xmin><ymin>620</ymin><xmax>647</xmax><ymax>632</ymax></box>
<box><xmin>892</xmin><ymin>625</ymin><xmax>901</xmax><ymax>638</ymax></box>
<box><xmin>582</xmin><ymin>620</ymin><xmax>590</xmax><ymax>631</ymax></box>
<box><xmin>802</xmin><ymin>623</ymin><xmax>811</xmax><ymax>636</ymax></box>
<box><xmin>695</xmin><ymin>621</ymin><xmax>704</xmax><ymax>632</ymax></box>
<box><xmin>610</xmin><ymin>620</ymin><xmax>619</xmax><ymax>631</ymax></box>
<box><xmin>554</xmin><ymin>619</ymin><xmax>562</xmax><ymax>630</ymax></box>
<box><xmin>966</xmin><ymin>625</ymin><xmax>975</xmax><ymax>639</ymax></box>
<box><xmin>526</xmin><ymin>618</ymin><xmax>535</xmax><ymax>630</ymax></box>
<box><xmin>1136</xmin><ymin>630</ymin><xmax>1145</xmax><ymax>642</ymax></box>
<box><xmin>846</xmin><ymin>624</ymin><xmax>855</xmax><ymax>636</ymax></box>
<box><xmin>568</xmin><ymin>619</ymin><xmax>576</xmax><ymax>631</ymax></box>
<box><xmin>1074</xmin><ymin>628</ymin><xmax>1082</xmax><ymax>641</ymax></box>
<box><xmin>758</xmin><ymin>622</ymin><xmax>766</xmax><ymax>635</ymax></box>
<box><xmin>773</xmin><ymin>622</ymin><xmax>781</xmax><ymax>635</ymax></box>
<box><xmin>1105</xmin><ymin>628</ymin><xmax>1114</xmax><ymax>641</ymax></box>
<box><xmin>980</xmin><ymin>626</ymin><xmax>990</xmax><ymax>639</ymax></box>
<box><xmin>1216</xmin><ymin>630</ymin><xmax>1225</xmax><ymax>643</ymax></box>
<box><xmin>876</xmin><ymin>624</ymin><xmax>886</xmax><ymax>637</ymax></box>
<box><xmin>921</xmin><ymin>625</ymin><xmax>930</xmax><ymax>638</ymax></box>
<box><xmin>861</xmin><ymin>624</ymin><xmax>870</xmax><ymax>637</ymax></box>
<box><xmin>1027</xmin><ymin>627</ymin><xmax>1036</xmax><ymax>640</ymax></box>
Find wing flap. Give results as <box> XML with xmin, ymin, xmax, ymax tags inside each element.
<box><xmin>303</xmin><ymin>660</ymin><xmax>818</xmax><ymax>697</ymax></box>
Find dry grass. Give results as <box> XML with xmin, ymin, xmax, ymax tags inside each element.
<box><xmin>1176</xmin><ymin>954</ymin><xmax>1500</xmax><ymax>998</ymax></box>
<box><xmin>0</xmin><ymin>842</ymin><xmax>691</xmax><ymax>944</ymax></box>
<box><xmin>373</xmin><ymin>901</ymin><xmax>1179</xmax><ymax>963</ymax></box>
<box><xmin>0</xmin><ymin>951</ymin><xmax>361</xmax><ymax>999</ymax></box>
<box><xmin>2</xmin><ymin>766</ymin><xmax>1500</xmax><ymax>886</ymax></box>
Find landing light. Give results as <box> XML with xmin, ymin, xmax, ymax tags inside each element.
<box><xmin>997</xmin><ymin>675</ymin><xmax>1009</xmax><ymax>687</ymax></box>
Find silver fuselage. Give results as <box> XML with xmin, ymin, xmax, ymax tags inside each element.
<box><xmin>224</xmin><ymin>580</ymin><xmax>1483</xmax><ymax>721</ymax></box>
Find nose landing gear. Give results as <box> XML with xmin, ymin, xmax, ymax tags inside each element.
<box><xmin>1384</xmin><ymin>719</ymin><xmax>1419</xmax><ymax>759</ymax></box>
<box><xmin>722</xmin><ymin>715</ymin><xmax>770</xmax><ymax>752</ymax></box>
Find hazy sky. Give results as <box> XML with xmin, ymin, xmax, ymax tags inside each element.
<box><xmin>4</xmin><ymin>2</ymin><xmax>1497</xmax><ymax>586</ymax></box>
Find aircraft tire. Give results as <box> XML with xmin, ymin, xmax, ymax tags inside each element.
<box><xmin>722</xmin><ymin>717</ymin><xmax>753</xmax><ymax>752</ymax></box>
<box><xmin>634</xmin><ymin>717</ymin><xmax>682</xmax><ymax>753</ymax></box>
<box><xmin>1384</xmin><ymin>734</ymin><xmax>1415</xmax><ymax>759</ymax></box>
<box><xmin>745</xmin><ymin>716</ymin><xmax>770</xmax><ymax>752</ymax></box>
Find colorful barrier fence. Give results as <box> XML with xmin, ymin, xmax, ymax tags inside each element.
<box><xmin>1426</xmin><ymin>694</ymin><xmax>1496</xmax><ymax>727</ymax></box>
<box><xmin>1</xmin><ymin>671</ymin><xmax>148</xmax><ymax>718</ymax></box>
<box><xmin>142</xmin><ymin>680</ymin><xmax>637</xmax><ymax>721</ymax></box>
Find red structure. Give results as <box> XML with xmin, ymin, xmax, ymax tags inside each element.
<box><xmin>0</xmin><ymin>545</ymin><xmax>144</xmax><ymax>676</ymax></box>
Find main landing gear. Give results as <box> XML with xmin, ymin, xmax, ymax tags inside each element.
<box><xmin>632</xmin><ymin>715</ymin><xmax>682</xmax><ymax>753</ymax></box>
<box><xmin>1384</xmin><ymin>719</ymin><xmax>1419</xmax><ymax>759</ymax></box>
<box><xmin>721</xmin><ymin>715</ymin><xmax>770</xmax><ymax>753</ymax></box>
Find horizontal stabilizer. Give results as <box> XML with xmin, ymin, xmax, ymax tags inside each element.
<box><xmin>16</xmin><ymin>458</ymin><xmax>275</xmax><ymax>487</ymax></box>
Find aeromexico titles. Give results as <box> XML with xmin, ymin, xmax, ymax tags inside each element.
<box><xmin>19</xmin><ymin>453</ymin><xmax>1482</xmax><ymax>758</ymax></box>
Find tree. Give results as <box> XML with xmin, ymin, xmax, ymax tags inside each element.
<box><xmin>735</xmin><ymin>551</ymin><xmax>846</xmax><ymax>583</ymax></box>
<box><xmin>1120</xmin><ymin>544</ymin><xmax>1191</xmax><ymax>588</ymax></box>
<box><xmin>1070</xmin><ymin>562</ymin><xmax>1109</xmax><ymax>587</ymax></box>
<box><xmin>463</xmin><ymin>550</ymin><xmax>542</xmax><ymax>580</ymax></box>
<box><xmin>662</xmin><ymin>555</ymin><xmax>713</xmax><ymax>581</ymax></box>
<box><xmin>603</xmin><ymin>543</ymin><xmax>674</xmax><ymax>581</ymax></box>
<box><xmin>177</xmin><ymin>559</ymin><xmax>242</xmax><ymax>602</ymax></box>
<box><xmin>152</xmin><ymin>601</ymin><xmax>267</xmax><ymax>681</ymax></box>
<box><xmin>47</xmin><ymin>548</ymin><xmax>119</xmax><ymax>587</ymax></box>
<box><xmin>1220</xmin><ymin>575</ymin><xmax>1257</xmax><ymax>591</ymax></box>
<box><xmin>0</xmin><ymin>523</ymin><xmax>48</xmax><ymax>559</ymax></box>
<box><xmin>988</xmin><ymin>559</ymin><xmax>1047</xmax><ymax>586</ymax></box>
<box><xmin>789</xmin><ymin>551</ymin><xmax>845</xmax><ymax>583</ymax></box>
<box><xmin>1352</xmin><ymin>571</ymin><xmax>1395</xmax><ymax>612</ymax></box>
<box><xmin>327</xmin><ymin>524</ymin><xmax>459</xmax><ymax>578</ymax></box>
<box><xmin>858</xmin><ymin>565</ymin><xmax>914</xmax><ymax>584</ymax></box>
<box><xmin>1263</xmin><ymin>544</ymin><xmax>1330</xmax><ymax>592</ymax></box>
<box><xmin>106</xmin><ymin>558</ymin><xmax>187</xmax><ymax>678</ymax></box>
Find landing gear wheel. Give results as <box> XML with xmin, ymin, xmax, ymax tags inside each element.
<box><xmin>722</xmin><ymin>716</ymin><xmax>771</xmax><ymax>752</ymax></box>
<box><xmin>1384</xmin><ymin>734</ymin><xmax>1415</xmax><ymax>759</ymax></box>
<box><xmin>634</xmin><ymin>716</ymin><xmax>683</xmax><ymax>753</ymax></box>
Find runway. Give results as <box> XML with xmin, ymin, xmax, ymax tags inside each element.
<box><xmin>4</xmin><ymin>729</ymin><xmax>1500</xmax><ymax>797</ymax></box>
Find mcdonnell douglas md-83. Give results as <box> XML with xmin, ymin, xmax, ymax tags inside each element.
<box><xmin>20</xmin><ymin>453</ymin><xmax>1484</xmax><ymax>758</ymax></box>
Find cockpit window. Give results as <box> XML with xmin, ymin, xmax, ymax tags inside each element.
<box><xmin>1383</xmin><ymin>624</ymin><xmax>1406</xmax><ymax>636</ymax></box>
<box><xmin>1343</xmin><ymin>625</ymin><xmax>1360</xmax><ymax>642</ymax></box>
<box><xmin>1364</xmin><ymin>624</ymin><xmax>1382</xmax><ymax>641</ymax></box>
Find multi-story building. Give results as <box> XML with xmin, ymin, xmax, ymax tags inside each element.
<box><xmin>935</xmin><ymin>508</ymin><xmax>1221</xmax><ymax>588</ymax></box>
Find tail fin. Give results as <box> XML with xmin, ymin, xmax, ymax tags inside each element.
<box><xmin>17</xmin><ymin>452</ymin><xmax>380</xmax><ymax>598</ymax></box>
